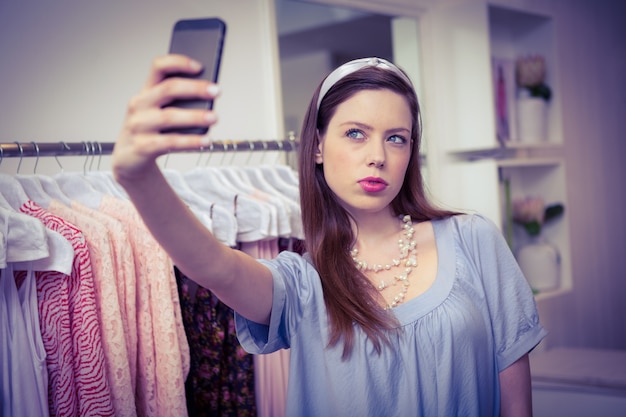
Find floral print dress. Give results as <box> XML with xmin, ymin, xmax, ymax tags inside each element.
<box><xmin>176</xmin><ymin>267</ymin><xmax>257</xmax><ymax>417</ymax></box>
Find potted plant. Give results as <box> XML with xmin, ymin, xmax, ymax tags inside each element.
<box><xmin>515</xmin><ymin>55</ymin><xmax>552</xmax><ymax>143</ymax></box>
<box><xmin>512</xmin><ymin>196</ymin><xmax>564</xmax><ymax>292</ymax></box>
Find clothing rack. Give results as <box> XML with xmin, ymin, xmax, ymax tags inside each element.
<box><xmin>0</xmin><ymin>138</ymin><xmax>299</xmax><ymax>158</ymax></box>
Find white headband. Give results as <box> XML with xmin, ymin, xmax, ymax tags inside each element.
<box><xmin>316</xmin><ymin>57</ymin><xmax>412</xmax><ymax>110</ymax></box>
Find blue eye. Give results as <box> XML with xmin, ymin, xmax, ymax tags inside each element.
<box><xmin>387</xmin><ymin>134</ymin><xmax>407</xmax><ymax>144</ymax></box>
<box><xmin>346</xmin><ymin>129</ymin><xmax>365</xmax><ymax>140</ymax></box>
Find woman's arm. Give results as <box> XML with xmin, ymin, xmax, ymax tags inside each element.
<box><xmin>112</xmin><ymin>55</ymin><xmax>273</xmax><ymax>325</ymax></box>
<box><xmin>499</xmin><ymin>353</ymin><xmax>533</xmax><ymax>417</ymax></box>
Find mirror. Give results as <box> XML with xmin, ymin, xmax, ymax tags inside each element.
<box><xmin>276</xmin><ymin>0</ymin><xmax>394</xmax><ymax>135</ymax></box>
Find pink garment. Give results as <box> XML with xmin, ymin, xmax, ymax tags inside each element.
<box><xmin>240</xmin><ymin>239</ymin><xmax>290</xmax><ymax>417</ymax></box>
<box><xmin>20</xmin><ymin>200</ymin><xmax>115</xmax><ymax>417</ymax></box>
<box><xmin>99</xmin><ymin>195</ymin><xmax>189</xmax><ymax>417</ymax></box>
<box><xmin>71</xmin><ymin>200</ymin><xmax>138</xmax><ymax>394</ymax></box>
<box><xmin>48</xmin><ymin>200</ymin><xmax>136</xmax><ymax>417</ymax></box>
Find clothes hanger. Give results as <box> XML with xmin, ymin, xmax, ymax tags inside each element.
<box><xmin>0</xmin><ymin>143</ymin><xmax>32</xmax><ymax>211</ymax></box>
<box><xmin>236</xmin><ymin>165</ymin><xmax>294</xmax><ymax>238</ymax></box>
<box><xmin>255</xmin><ymin>141</ymin><xmax>303</xmax><ymax>238</ymax></box>
<box><xmin>0</xmin><ymin>144</ymin><xmax>73</xmax><ymax>273</ymax></box>
<box><xmin>14</xmin><ymin>142</ymin><xmax>54</xmax><ymax>208</ymax></box>
<box><xmin>206</xmin><ymin>143</ymin><xmax>288</xmax><ymax>237</ymax></box>
<box><xmin>242</xmin><ymin>141</ymin><xmax>299</xmax><ymax>204</ymax></box>
<box><xmin>87</xmin><ymin>171</ymin><xmax>128</xmax><ymax>200</ymax></box>
<box><xmin>53</xmin><ymin>142</ymin><xmax>106</xmax><ymax>209</ymax></box>
<box><xmin>180</xmin><ymin>144</ymin><xmax>237</xmax><ymax>247</ymax></box>
<box><xmin>184</xmin><ymin>144</ymin><xmax>274</xmax><ymax>241</ymax></box>
<box><xmin>256</xmin><ymin>155</ymin><xmax>299</xmax><ymax>200</ymax></box>
<box><xmin>232</xmin><ymin>144</ymin><xmax>295</xmax><ymax>236</ymax></box>
<box><xmin>80</xmin><ymin>142</ymin><xmax>128</xmax><ymax>200</ymax></box>
<box><xmin>231</xmin><ymin>142</ymin><xmax>302</xmax><ymax>238</ymax></box>
<box><xmin>240</xmin><ymin>150</ymin><xmax>283</xmax><ymax>197</ymax></box>
<box><xmin>258</xmin><ymin>165</ymin><xmax>299</xmax><ymax>201</ymax></box>
<box><xmin>272</xmin><ymin>141</ymin><xmax>300</xmax><ymax>187</ymax></box>
<box><xmin>214</xmin><ymin>143</ymin><xmax>258</xmax><ymax>195</ymax></box>
<box><xmin>162</xmin><ymin>169</ymin><xmax>216</xmax><ymax>233</ymax></box>
<box><xmin>83</xmin><ymin>142</ymin><xmax>117</xmax><ymax>194</ymax></box>
<box><xmin>31</xmin><ymin>143</ymin><xmax>74</xmax><ymax>206</ymax></box>
<box><xmin>226</xmin><ymin>144</ymin><xmax>298</xmax><ymax>238</ymax></box>
<box><xmin>188</xmin><ymin>143</ymin><xmax>248</xmax><ymax>195</ymax></box>
<box><xmin>37</xmin><ymin>176</ymin><xmax>74</xmax><ymax>207</ymax></box>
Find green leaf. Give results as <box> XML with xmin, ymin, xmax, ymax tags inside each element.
<box><xmin>524</xmin><ymin>221</ymin><xmax>542</xmax><ymax>236</ymax></box>
<box><xmin>544</xmin><ymin>204</ymin><xmax>564</xmax><ymax>223</ymax></box>
<box><xmin>528</xmin><ymin>83</ymin><xmax>552</xmax><ymax>101</ymax></box>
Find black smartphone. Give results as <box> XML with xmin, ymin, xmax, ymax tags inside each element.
<box><xmin>164</xmin><ymin>17</ymin><xmax>226</xmax><ymax>134</ymax></box>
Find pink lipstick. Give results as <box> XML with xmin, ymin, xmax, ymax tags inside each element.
<box><xmin>358</xmin><ymin>177</ymin><xmax>388</xmax><ymax>193</ymax></box>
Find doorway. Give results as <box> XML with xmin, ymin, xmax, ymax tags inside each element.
<box><xmin>275</xmin><ymin>0</ymin><xmax>394</xmax><ymax>135</ymax></box>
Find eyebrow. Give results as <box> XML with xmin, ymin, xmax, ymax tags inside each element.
<box><xmin>340</xmin><ymin>121</ymin><xmax>411</xmax><ymax>135</ymax></box>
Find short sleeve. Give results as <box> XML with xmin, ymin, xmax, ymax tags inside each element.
<box><xmin>457</xmin><ymin>214</ymin><xmax>547</xmax><ymax>371</ymax></box>
<box><xmin>235</xmin><ymin>251</ymin><xmax>316</xmax><ymax>354</ymax></box>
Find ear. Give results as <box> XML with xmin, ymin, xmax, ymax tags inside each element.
<box><xmin>315</xmin><ymin>130</ymin><xmax>324</xmax><ymax>164</ymax></box>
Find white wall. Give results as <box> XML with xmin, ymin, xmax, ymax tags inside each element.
<box><xmin>280</xmin><ymin>50</ymin><xmax>332</xmax><ymax>136</ymax></box>
<box><xmin>525</xmin><ymin>0</ymin><xmax>626</xmax><ymax>350</ymax></box>
<box><xmin>0</xmin><ymin>0</ymin><xmax>283</xmax><ymax>173</ymax></box>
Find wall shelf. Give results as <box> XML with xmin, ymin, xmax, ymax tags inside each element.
<box><xmin>449</xmin><ymin>143</ymin><xmax>563</xmax><ymax>163</ymax></box>
<box><xmin>421</xmin><ymin>1</ymin><xmax>572</xmax><ymax>299</ymax></box>
<box><xmin>496</xmin><ymin>157</ymin><xmax>562</xmax><ymax>168</ymax></box>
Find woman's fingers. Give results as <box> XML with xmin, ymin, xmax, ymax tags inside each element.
<box><xmin>113</xmin><ymin>53</ymin><xmax>220</xmax><ymax>182</ymax></box>
<box><xmin>113</xmin><ymin>130</ymin><xmax>210</xmax><ymax>182</ymax></box>
<box><xmin>126</xmin><ymin>107</ymin><xmax>218</xmax><ymax>137</ymax></box>
<box><xmin>131</xmin><ymin>77</ymin><xmax>221</xmax><ymax>111</ymax></box>
<box><xmin>143</xmin><ymin>54</ymin><xmax>202</xmax><ymax>90</ymax></box>
<box><xmin>119</xmin><ymin>100</ymin><xmax>219</xmax><ymax>162</ymax></box>
<box><xmin>129</xmin><ymin>132</ymin><xmax>210</xmax><ymax>157</ymax></box>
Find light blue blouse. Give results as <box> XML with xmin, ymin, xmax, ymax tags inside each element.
<box><xmin>236</xmin><ymin>214</ymin><xmax>547</xmax><ymax>416</ymax></box>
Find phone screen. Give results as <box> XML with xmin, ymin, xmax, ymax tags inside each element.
<box><xmin>165</xmin><ymin>18</ymin><xmax>226</xmax><ymax>134</ymax></box>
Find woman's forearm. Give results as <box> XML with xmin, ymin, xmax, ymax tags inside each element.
<box><xmin>111</xmin><ymin>55</ymin><xmax>273</xmax><ymax>324</ymax></box>
<box><xmin>499</xmin><ymin>354</ymin><xmax>533</xmax><ymax>417</ymax></box>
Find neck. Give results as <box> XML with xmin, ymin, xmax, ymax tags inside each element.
<box><xmin>350</xmin><ymin>210</ymin><xmax>398</xmax><ymax>241</ymax></box>
<box><xmin>351</xmin><ymin>212</ymin><xmax>404</xmax><ymax>252</ymax></box>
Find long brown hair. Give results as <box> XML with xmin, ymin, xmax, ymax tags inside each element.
<box><xmin>298</xmin><ymin>65</ymin><xmax>457</xmax><ymax>359</ymax></box>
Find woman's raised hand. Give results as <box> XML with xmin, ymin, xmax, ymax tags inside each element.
<box><xmin>112</xmin><ymin>54</ymin><xmax>220</xmax><ymax>183</ymax></box>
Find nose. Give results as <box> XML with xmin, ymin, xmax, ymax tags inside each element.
<box><xmin>367</xmin><ymin>140</ymin><xmax>385</xmax><ymax>168</ymax></box>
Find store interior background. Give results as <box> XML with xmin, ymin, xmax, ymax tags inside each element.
<box><xmin>0</xmin><ymin>0</ymin><xmax>624</xmax><ymax>353</ymax></box>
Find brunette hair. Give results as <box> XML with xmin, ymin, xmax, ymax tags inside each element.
<box><xmin>298</xmin><ymin>64</ymin><xmax>457</xmax><ymax>359</ymax></box>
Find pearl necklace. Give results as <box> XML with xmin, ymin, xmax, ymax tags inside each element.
<box><xmin>350</xmin><ymin>215</ymin><xmax>417</xmax><ymax>309</ymax></box>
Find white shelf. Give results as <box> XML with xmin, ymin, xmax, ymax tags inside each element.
<box><xmin>421</xmin><ymin>1</ymin><xmax>572</xmax><ymax>298</ymax></box>
<box><xmin>504</xmin><ymin>142</ymin><xmax>561</xmax><ymax>149</ymax></box>
<box><xmin>449</xmin><ymin>142</ymin><xmax>563</xmax><ymax>166</ymax></box>
<box><xmin>496</xmin><ymin>157</ymin><xmax>562</xmax><ymax>168</ymax></box>
<box><xmin>535</xmin><ymin>287</ymin><xmax>573</xmax><ymax>302</ymax></box>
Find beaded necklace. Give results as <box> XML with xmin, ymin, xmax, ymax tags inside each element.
<box><xmin>350</xmin><ymin>215</ymin><xmax>417</xmax><ymax>309</ymax></box>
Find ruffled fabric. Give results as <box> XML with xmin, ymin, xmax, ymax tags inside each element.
<box><xmin>237</xmin><ymin>214</ymin><xmax>547</xmax><ymax>417</ymax></box>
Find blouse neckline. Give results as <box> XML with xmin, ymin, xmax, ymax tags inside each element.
<box><xmin>389</xmin><ymin>217</ymin><xmax>455</xmax><ymax>326</ymax></box>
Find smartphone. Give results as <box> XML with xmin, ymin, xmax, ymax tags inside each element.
<box><xmin>164</xmin><ymin>17</ymin><xmax>226</xmax><ymax>134</ymax></box>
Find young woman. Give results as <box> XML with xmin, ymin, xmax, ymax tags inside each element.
<box><xmin>112</xmin><ymin>55</ymin><xmax>546</xmax><ymax>416</ymax></box>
